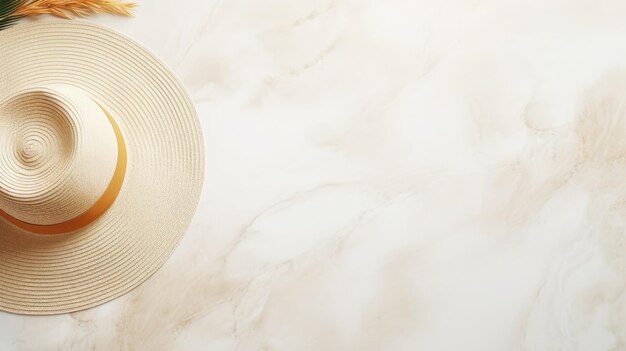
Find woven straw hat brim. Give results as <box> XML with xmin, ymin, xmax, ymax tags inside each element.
<box><xmin>0</xmin><ymin>20</ymin><xmax>204</xmax><ymax>315</ymax></box>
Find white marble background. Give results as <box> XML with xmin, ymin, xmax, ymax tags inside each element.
<box><xmin>3</xmin><ymin>0</ymin><xmax>626</xmax><ymax>350</ymax></box>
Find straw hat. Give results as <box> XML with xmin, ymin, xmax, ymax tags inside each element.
<box><xmin>0</xmin><ymin>20</ymin><xmax>204</xmax><ymax>315</ymax></box>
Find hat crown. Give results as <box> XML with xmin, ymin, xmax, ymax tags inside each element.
<box><xmin>0</xmin><ymin>85</ymin><xmax>119</xmax><ymax>229</ymax></box>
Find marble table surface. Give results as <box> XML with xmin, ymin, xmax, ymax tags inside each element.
<box><xmin>3</xmin><ymin>0</ymin><xmax>626</xmax><ymax>350</ymax></box>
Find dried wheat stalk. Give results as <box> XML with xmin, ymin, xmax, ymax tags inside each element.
<box><xmin>13</xmin><ymin>0</ymin><xmax>136</xmax><ymax>19</ymax></box>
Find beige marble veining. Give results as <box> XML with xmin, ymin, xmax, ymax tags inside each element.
<box><xmin>2</xmin><ymin>0</ymin><xmax>626</xmax><ymax>350</ymax></box>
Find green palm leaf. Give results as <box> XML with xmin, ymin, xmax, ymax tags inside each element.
<box><xmin>0</xmin><ymin>0</ymin><xmax>25</xmax><ymax>31</ymax></box>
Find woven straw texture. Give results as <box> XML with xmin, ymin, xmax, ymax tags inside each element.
<box><xmin>0</xmin><ymin>20</ymin><xmax>204</xmax><ymax>315</ymax></box>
